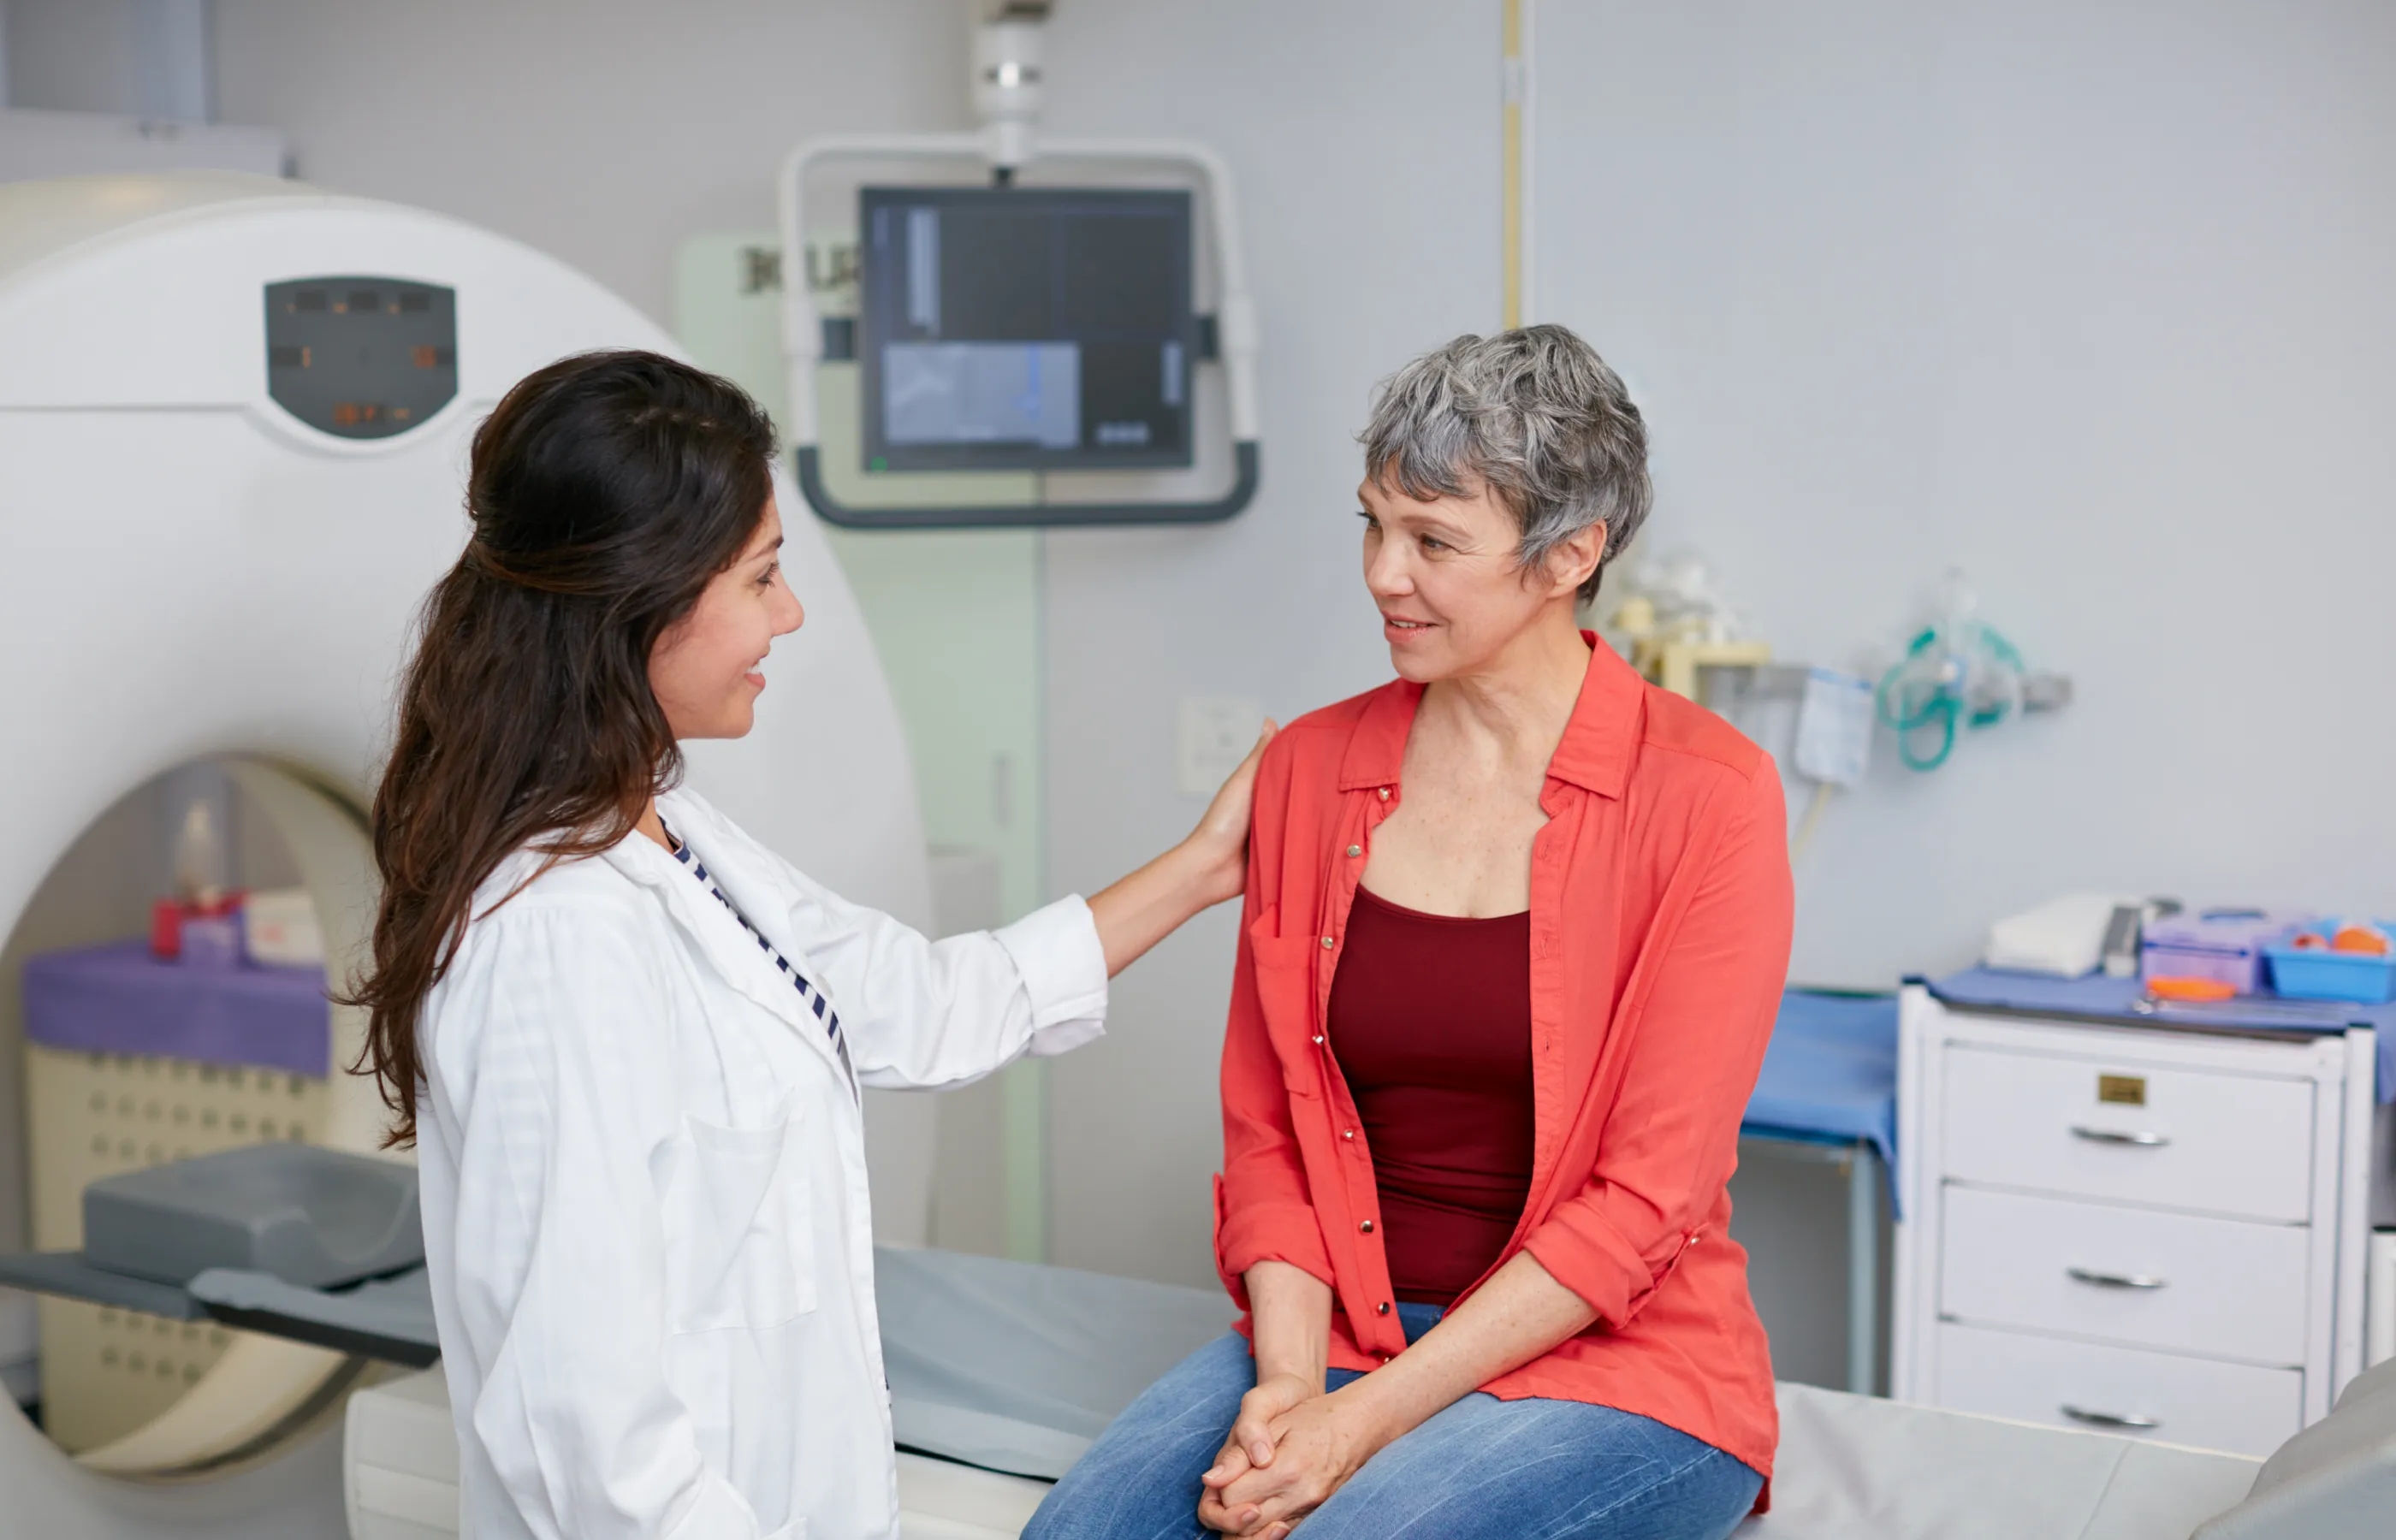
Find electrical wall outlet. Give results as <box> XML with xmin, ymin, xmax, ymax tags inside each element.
<box><xmin>1177</xmin><ymin>697</ymin><xmax>1263</xmax><ymax>798</ymax></box>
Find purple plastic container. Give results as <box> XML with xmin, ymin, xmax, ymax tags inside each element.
<box><xmin>179</xmin><ymin>914</ymin><xmax>243</xmax><ymax>970</ymax></box>
<box><xmin>2141</xmin><ymin>908</ymin><xmax>2311</xmax><ymax>995</ymax></box>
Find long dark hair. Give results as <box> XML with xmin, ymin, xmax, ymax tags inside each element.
<box><xmin>343</xmin><ymin>350</ymin><xmax>777</xmax><ymax>1146</ymax></box>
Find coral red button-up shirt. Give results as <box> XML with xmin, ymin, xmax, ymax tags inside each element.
<box><xmin>1213</xmin><ymin>637</ymin><xmax>1794</xmax><ymax>1484</ymax></box>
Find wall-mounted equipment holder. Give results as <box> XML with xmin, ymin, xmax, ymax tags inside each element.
<box><xmin>774</xmin><ymin>16</ymin><xmax>1261</xmax><ymax>530</ymax></box>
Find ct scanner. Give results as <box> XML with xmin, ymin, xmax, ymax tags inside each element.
<box><xmin>0</xmin><ymin>169</ymin><xmax>945</xmax><ymax>1537</ymax></box>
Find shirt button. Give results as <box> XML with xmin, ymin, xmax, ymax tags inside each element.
<box><xmin>1377</xmin><ymin>1301</ymin><xmax>1391</xmax><ymax>1315</ymax></box>
<box><xmin>1378</xmin><ymin>787</ymin><xmax>1391</xmax><ymax>802</ymax></box>
<box><xmin>1347</xmin><ymin>844</ymin><xmax>1363</xmax><ymax>858</ymax></box>
<box><xmin>1359</xmin><ymin>1219</ymin><xmax>1375</xmax><ymax>1234</ymax></box>
<box><xmin>1342</xmin><ymin>1128</ymin><xmax>1355</xmax><ymax>1140</ymax></box>
<box><xmin>1321</xmin><ymin>935</ymin><xmax>1334</xmax><ymax>949</ymax></box>
<box><xmin>1312</xmin><ymin>1034</ymin><xmax>1325</xmax><ymax>1045</ymax></box>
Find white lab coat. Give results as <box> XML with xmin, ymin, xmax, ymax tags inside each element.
<box><xmin>414</xmin><ymin>785</ymin><xmax>1108</xmax><ymax>1540</ymax></box>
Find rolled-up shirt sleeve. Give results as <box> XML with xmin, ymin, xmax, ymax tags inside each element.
<box><xmin>776</xmin><ymin>857</ymin><xmax>1108</xmax><ymax>1091</ymax></box>
<box><xmin>433</xmin><ymin>900</ymin><xmax>763</xmax><ymax>1540</ymax></box>
<box><xmin>1521</xmin><ymin>758</ymin><xmax>1794</xmax><ymax>1328</ymax></box>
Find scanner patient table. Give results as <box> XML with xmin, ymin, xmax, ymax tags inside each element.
<box><xmin>7</xmin><ymin>1029</ymin><xmax>2307</xmax><ymax>1540</ymax></box>
<box><xmin>867</xmin><ymin>1247</ymin><xmax>2268</xmax><ymax>1540</ymax></box>
<box><xmin>329</xmin><ymin>1246</ymin><xmax>2275</xmax><ymax>1539</ymax></box>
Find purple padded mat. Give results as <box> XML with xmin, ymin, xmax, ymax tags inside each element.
<box><xmin>21</xmin><ymin>939</ymin><xmax>329</xmax><ymax>1077</ymax></box>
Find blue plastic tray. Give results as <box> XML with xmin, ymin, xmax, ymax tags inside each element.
<box><xmin>2267</xmin><ymin>920</ymin><xmax>2396</xmax><ymax>1004</ymax></box>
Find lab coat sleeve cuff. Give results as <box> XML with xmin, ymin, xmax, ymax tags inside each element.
<box><xmin>663</xmin><ymin>1475</ymin><xmax>766</xmax><ymax>1540</ymax></box>
<box><xmin>993</xmin><ymin>894</ymin><xmax>1108</xmax><ymax>1054</ymax></box>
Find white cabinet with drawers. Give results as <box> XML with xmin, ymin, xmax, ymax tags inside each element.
<box><xmin>1891</xmin><ymin>986</ymin><xmax>2377</xmax><ymax>1457</ymax></box>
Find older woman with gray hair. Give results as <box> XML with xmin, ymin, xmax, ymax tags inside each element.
<box><xmin>1025</xmin><ymin>325</ymin><xmax>1794</xmax><ymax>1540</ymax></box>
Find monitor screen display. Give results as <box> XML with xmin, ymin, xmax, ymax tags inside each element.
<box><xmin>858</xmin><ymin>186</ymin><xmax>1196</xmax><ymax>473</ymax></box>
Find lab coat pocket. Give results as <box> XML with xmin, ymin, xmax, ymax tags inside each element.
<box><xmin>661</xmin><ymin>1114</ymin><xmax>817</xmax><ymax>1332</ymax></box>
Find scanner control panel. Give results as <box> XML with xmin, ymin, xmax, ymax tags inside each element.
<box><xmin>264</xmin><ymin>276</ymin><xmax>456</xmax><ymax>439</ymax></box>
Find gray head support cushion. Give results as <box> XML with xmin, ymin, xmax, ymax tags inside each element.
<box><xmin>2191</xmin><ymin>1355</ymin><xmax>2396</xmax><ymax>1539</ymax></box>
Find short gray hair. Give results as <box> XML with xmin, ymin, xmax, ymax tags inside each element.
<box><xmin>1360</xmin><ymin>324</ymin><xmax>1652</xmax><ymax>602</ymax></box>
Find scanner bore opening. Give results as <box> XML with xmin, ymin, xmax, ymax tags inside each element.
<box><xmin>1</xmin><ymin>755</ymin><xmax>387</xmax><ymax>1480</ymax></box>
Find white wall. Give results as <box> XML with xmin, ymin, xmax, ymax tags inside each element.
<box><xmin>1035</xmin><ymin>0</ymin><xmax>2396</xmax><ymax>1288</ymax></box>
<box><xmin>7</xmin><ymin>2</ymin><xmax>972</xmax><ymax>323</ymax></box>
<box><xmin>3</xmin><ymin>0</ymin><xmax>139</xmax><ymax>115</ymax></box>
<box><xmin>215</xmin><ymin>0</ymin><xmax>973</xmax><ymax>325</ymax></box>
<box><xmin>1534</xmin><ymin>0</ymin><xmax>2396</xmax><ymax>988</ymax></box>
<box><xmin>1034</xmin><ymin>0</ymin><xmax>1503</xmax><ymax>1285</ymax></box>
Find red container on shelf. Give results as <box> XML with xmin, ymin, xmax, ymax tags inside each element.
<box><xmin>147</xmin><ymin>892</ymin><xmax>247</xmax><ymax>962</ymax></box>
<box><xmin>150</xmin><ymin>898</ymin><xmax>182</xmax><ymax>959</ymax></box>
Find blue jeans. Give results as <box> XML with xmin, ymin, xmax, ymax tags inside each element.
<box><xmin>1023</xmin><ymin>1304</ymin><xmax>1763</xmax><ymax>1540</ymax></box>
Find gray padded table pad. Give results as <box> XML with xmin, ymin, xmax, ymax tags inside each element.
<box><xmin>874</xmin><ymin>1246</ymin><xmax>1233</xmax><ymax>1480</ymax></box>
<box><xmin>2193</xmin><ymin>1355</ymin><xmax>2396</xmax><ymax>1540</ymax></box>
<box><xmin>84</xmin><ymin>1141</ymin><xmax>422</xmax><ymax>1289</ymax></box>
<box><xmin>1747</xmin><ymin>1382</ymin><xmax>2260</xmax><ymax>1540</ymax></box>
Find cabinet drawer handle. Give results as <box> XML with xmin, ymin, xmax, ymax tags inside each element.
<box><xmin>2067</xmin><ymin>1266</ymin><xmax>2167</xmax><ymax>1290</ymax></box>
<box><xmin>2061</xmin><ymin>1405</ymin><xmax>2161</xmax><ymax>1430</ymax></box>
<box><xmin>2071</xmin><ymin>1125</ymin><xmax>2170</xmax><ymax>1147</ymax></box>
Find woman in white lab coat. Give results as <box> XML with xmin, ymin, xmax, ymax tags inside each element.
<box><xmin>343</xmin><ymin>352</ymin><xmax>1264</xmax><ymax>1540</ymax></box>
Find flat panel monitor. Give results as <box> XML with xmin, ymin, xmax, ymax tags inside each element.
<box><xmin>858</xmin><ymin>186</ymin><xmax>1196</xmax><ymax>473</ymax></box>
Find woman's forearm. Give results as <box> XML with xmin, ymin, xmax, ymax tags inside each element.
<box><xmin>1332</xmin><ymin>1251</ymin><xmax>1597</xmax><ymax>1447</ymax></box>
<box><xmin>1243</xmin><ymin>1260</ymin><xmax>1334</xmax><ymax>1391</ymax></box>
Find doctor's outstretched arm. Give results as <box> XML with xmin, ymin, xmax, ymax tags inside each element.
<box><xmin>786</xmin><ymin>723</ymin><xmax>1275</xmax><ymax>1092</ymax></box>
<box><xmin>1085</xmin><ymin>721</ymin><xmax>1276</xmax><ymax>975</ymax></box>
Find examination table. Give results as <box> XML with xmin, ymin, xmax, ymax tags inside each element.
<box><xmin>344</xmin><ymin>1247</ymin><xmax>2389</xmax><ymax>1539</ymax></box>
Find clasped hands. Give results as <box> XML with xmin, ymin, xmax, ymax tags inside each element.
<box><xmin>1196</xmin><ymin>1371</ymin><xmax>1390</xmax><ymax>1539</ymax></box>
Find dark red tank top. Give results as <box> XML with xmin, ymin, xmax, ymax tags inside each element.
<box><xmin>1325</xmin><ymin>886</ymin><xmax>1535</xmax><ymax>1306</ymax></box>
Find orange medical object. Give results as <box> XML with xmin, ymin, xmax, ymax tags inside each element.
<box><xmin>2147</xmin><ymin>975</ymin><xmax>2237</xmax><ymax>1002</ymax></box>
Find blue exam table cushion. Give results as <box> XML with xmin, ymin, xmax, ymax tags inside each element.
<box><xmin>1747</xmin><ymin>991</ymin><xmax>1899</xmax><ymax>1167</ymax></box>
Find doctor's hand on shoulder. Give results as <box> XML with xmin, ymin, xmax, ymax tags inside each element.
<box><xmin>1086</xmin><ymin>719</ymin><xmax>1277</xmax><ymax>976</ymax></box>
